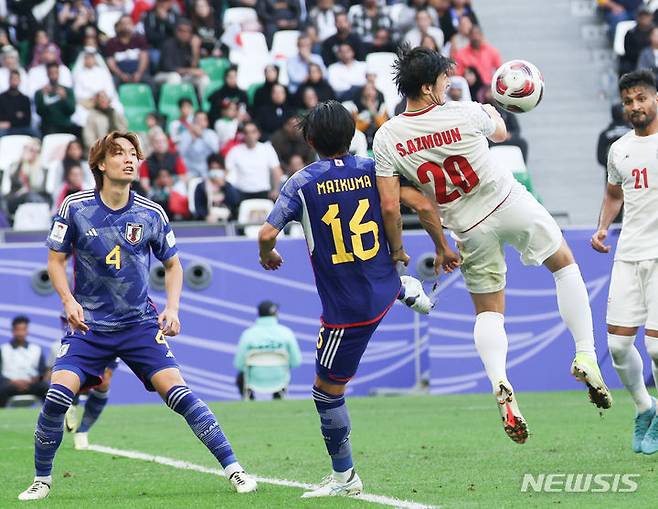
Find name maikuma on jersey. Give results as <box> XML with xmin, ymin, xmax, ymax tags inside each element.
<box><xmin>316</xmin><ymin>174</ymin><xmax>373</xmax><ymax>196</ymax></box>
<box><xmin>396</xmin><ymin>127</ymin><xmax>462</xmax><ymax>157</ymax></box>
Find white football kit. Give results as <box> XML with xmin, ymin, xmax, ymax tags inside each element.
<box><xmin>606</xmin><ymin>130</ymin><xmax>658</xmax><ymax>329</ymax></box>
<box><xmin>373</xmin><ymin>101</ymin><xmax>563</xmax><ymax>293</ymax></box>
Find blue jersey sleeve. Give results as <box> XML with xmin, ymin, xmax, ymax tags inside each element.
<box><xmin>150</xmin><ymin>214</ymin><xmax>179</xmax><ymax>262</ymax></box>
<box><xmin>45</xmin><ymin>213</ymin><xmax>75</xmax><ymax>253</ymax></box>
<box><xmin>266</xmin><ymin>176</ymin><xmax>303</xmax><ymax>230</ymax></box>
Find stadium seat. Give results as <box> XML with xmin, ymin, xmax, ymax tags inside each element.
<box><xmin>270</xmin><ymin>30</ymin><xmax>300</xmax><ymax>61</ymax></box>
<box><xmin>246</xmin><ymin>82</ymin><xmax>264</xmax><ymax>106</ymax></box>
<box><xmin>202</xmin><ymin>80</ymin><xmax>224</xmax><ymax>112</ymax></box>
<box><xmin>187</xmin><ymin>177</ymin><xmax>204</xmax><ymax>216</ymax></box>
<box><xmin>158</xmin><ymin>83</ymin><xmax>200</xmax><ymax>122</ymax></box>
<box><xmin>222</xmin><ymin>7</ymin><xmax>258</xmax><ymax>30</ymax></box>
<box><xmin>13</xmin><ymin>203</ymin><xmax>52</xmax><ymax>231</ymax></box>
<box><xmin>365</xmin><ymin>52</ymin><xmax>397</xmax><ymax>81</ymax></box>
<box><xmin>6</xmin><ymin>395</ymin><xmax>40</xmax><ymax>408</ymax></box>
<box><xmin>238</xmin><ymin>60</ymin><xmax>267</xmax><ymax>92</ymax></box>
<box><xmin>40</xmin><ymin>133</ymin><xmax>76</xmax><ymax>169</ymax></box>
<box><xmin>238</xmin><ymin>199</ymin><xmax>274</xmax><ymax>237</ymax></box>
<box><xmin>200</xmin><ymin>57</ymin><xmax>230</xmax><ymax>83</ymax></box>
<box><xmin>0</xmin><ymin>135</ymin><xmax>34</xmax><ymax>174</ymax></box>
<box><xmin>613</xmin><ymin>20</ymin><xmax>636</xmax><ymax>56</ymax></box>
<box><xmin>243</xmin><ymin>349</ymin><xmax>290</xmax><ymax>400</ymax></box>
<box><xmin>230</xmin><ymin>32</ymin><xmax>270</xmax><ymax>65</ymax></box>
<box><xmin>490</xmin><ymin>146</ymin><xmax>538</xmax><ymax>196</ymax></box>
<box><xmin>119</xmin><ymin>84</ymin><xmax>157</xmax><ymax>112</ymax></box>
<box><xmin>125</xmin><ymin>109</ymin><xmax>150</xmax><ymax>132</ymax></box>
<box><xmin>97</xmin><ymin>10</ymin><xmax>123</xmax><ymax>38</ymax></box>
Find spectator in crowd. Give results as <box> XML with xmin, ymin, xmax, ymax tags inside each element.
<box><xmin>214</xmin><ymin>98</ymin><xmax>240</xmax><ymax>149</ymax></box>
<box><xmin>27</xmin><ymin>43</ymin><xmax>74</xmax><ymax>98</ymax></box>
<box><xmin>207</xmin><ymin>65</ymin><xmax>248</xmax><ymax>125</ymax></box>
<box><xmin>178</xmin><ymin>110</ymin><xmax>220</xmax><ymax>178</ymax></box>
<box><xmin>440</xmin><ymin>0</ymin><xmax>479</xmax><ymax>43</ymax></box>
<box><xmin>104</xmin><ymin>15</ymin><xmax>152</xmax><ymax>89</ymax></box>
<box><xmin>637</xmin><ymin>26</ymin><xmax>658</xmax><ymax>72</ymax></box>
<box><xmin>328</xmin><ymin>42</ymin><xmax>367</xmax><ymax>101</ymax></box>
<box><xmin>287</xmin><ymin>34</ymin><xmax>327</xmax><ymax>94</ymax></box>
<box><xmin>0</xmin><ymin>316</ymin><xmax>49</xmax><ymax>408</ymax></box>
<box><xmin>156</xmin><ymin>18</ymin><xmax>209</xmax><ymax>95</ymax></box>
<box><xmin>308</xmin><ymin>0</ymin><xmax>345</xmax><ymax>42</ymax></box>
<box><xmin>620</xmin><ymin>5</ymin><xmax>654</xmax><ymax>75</ymax></box>
<box><xmin>141</xmin><ymin>0</ymin><xmax>179</xmax><ymax>71</ymax></box>
<box><xmin>297</xmin><ymin>85</ymin><xmax>320</xmax><ymax>114</ymax></box>
<box><xmin>169</xmin><ymin>97</ymin><xmax>195</xmax><ymax>145</ymax></box>
<box><xmin>225</xmin><ymin>121</ymin><xmax>283</xmax><ymax>201</ymax></box>
<box><xmin>96</xmin><ymin>0</ymin><xmax>133</xmax><ymax>19</ymax></box>
<box><xmin>193</xmin><ymin>153</ymin><xmax>240</xmax><ymax>221</ymax></box>
<box><xmin>270</xmin><ymin>114</ymin><xmax>317</xmax><ymax>174</ymax></box>
<box><xmin>294</xmin><ymin>63</ymin><xmax>336</xmax><ymax>105</ymax></box>
<box><xmin>454</xmin><ymin>25</ymin><xmax>502</xmax><ymax>86</ymax></box>
<box><xmin>190</xmin><ymin>0</ymin><xmax>221</xmax><ymax>57</ymax></box>
<box><xmin>54</xmin><ymin>163</ymin><xmax>85</xmax><ymax>209</ymax></box>
<box><xmin>598</xmin><ymin>0</ymin><xmax>643</xmax><ymax>37</ymax></box>
<box><xmin>597</xmin><ymin>103</ymin><xmax>631</xmax><ymax>169</ymax></box>
<box><xmin>286</xmin><ymin>153</ymin><xmax>306</xmax><ymax>176</ymax></box>
<box><xmin>369</xmin><ymin>27</ymin><xmax>397</xmax><ymax>54</ymax></box>
<box><xmin>83</xmin><ymin>91</ymin><xmax>128</xmax><ymax>151</ymax></box>
<box><xmin>252</xmin><ymin>64</ymin><xmax>281</xmax><ymax>112</ymax></box>
<box><xmin>257</xmin><ymin>0</ymin><xmax>300</xmax><ymax>46</ymax></box>
<box><xmin>29</xmin><ymin>31</ymin><xmax>61</xmax><ymax>69</ymax></box>
<box><xmin>35</xmin><ymin>63</ymin><xmax>78</xmax><ymax>136</ymax></box>
<box><xmin>397</xmin><ymin>0</ymin><xmax>439</xmax><ymax>34</ymax></box>
<box><xmin>353</xmin><ymin>81</ymin><xmax>388</xmax><ymax>149</ymax></box>
<box><xmin>254</xmin><ymin>83</ymin><xmax>294</xmax><ymax>139</ymax></box>
<box><xmin>464</xmin><ymin>65</ymin><xmax>485</xmax><ymax>102</ymax></box>
<box><xmin>56</xmin><ymin>0</ymin><xmax>97</xmax><ymax>65</ymax></box>
<box><xmin>447</xmin><ymin>14</ymin><xmax>474</xmax><ymax>58</ymax></box>
<box><xmin>0</xmin><ymin>45</ymin><xmax>28</xmax><ymax>95</ymax></box>
<box><xmin>321</xmin><ymin>12</ymin><xmax>365</xmax><ymax>66</ymax></box>
<box><xmin>419</xmin><ymin>32</ymin><xmax>441</xmax><ymax>51</ymax></box>
<box><xmin>6</xmin><ymin>0</ymin><xmax>39</xmax><ymax>46</ymax></box>
<box><xmin>448</xmin><ymin>74</ymin><xmax>472</xmax><ymax>101</ymax></box>
<box><xmin>73</xmin><ymin>47</ymin><xmax>120</xmax><ymax>125</ymax></box>
<box><xmin>403</xmin><ymin>9</ymin><xmax>444</xmax><ymax>49</ymax></box>
<box><xmin>234</xmin><ymin>301</ymin><xmax>301</xmax><ymax>400</ymax></box>
<box><xmin>0</xmin><ymin>70</ymin><xmax>36</xmax><ymax>137</ymax></box>
<box><xmin>347</xmin><ymin>0</ymin><xmax>393</xmax><ymax>51</ymax></box>
<box><xmin>139</xmin><ymin>130</ymin><xmax>188</xmax><ymax>192</ymax></box>
<box><xmin>6</xmin><ymin>139</ymin><xmax>48</xmax><ymax>216</ymax></box>
<box><xmin>46</xmin><ymin>139</ymin><xmax>93</xmax><ymax>199</ymax></box>
<box><xmin>149</xmin><ymin>168</ymin><xmax>190</xmax><ymax>220</ymax></box>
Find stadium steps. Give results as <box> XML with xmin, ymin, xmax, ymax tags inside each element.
<box><xmin>476</xmin><ymin>0</ymin><xmax>610</xmax><ymax>224</ymax></box>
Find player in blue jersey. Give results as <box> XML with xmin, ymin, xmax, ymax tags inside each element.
<box><xmin>19</xmin><ymin>132</ymin><xmax>256</xmax><ymax>501</ymax></box>
<box><xmin>258</xmin><ymin>101</ymin><xmax>445</xmax><ymax>498</ymax></box>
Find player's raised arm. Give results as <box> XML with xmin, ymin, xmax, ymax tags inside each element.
<box><xmin>480</xmin><ymin>103</ymin><xmax>508</xmax><ymax>143</ymax></box>
<box><xmin>591</xmin><ymin>183</ymin><xmax>624</xmax><ymax>253</ymax></box>
<box><xmin>159</xmin><ymin>255</ymin><xmax>182</xmax><ymax>336</ymax></box>
<box><xmin>47</xmin><ymin>250</ymin><xmax>88</xmax><ymax>334</ymax></box>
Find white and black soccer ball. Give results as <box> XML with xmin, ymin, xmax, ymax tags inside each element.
<box><xmin>491</xmin><ymin>60</ymin><xmax>544</xmax><ymax>113</ymax></box>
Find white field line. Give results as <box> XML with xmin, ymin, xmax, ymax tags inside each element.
<box><xmin>87</xmin><ymin>444</ymin><xmax>439</xmax><ymax>509</ymax></box>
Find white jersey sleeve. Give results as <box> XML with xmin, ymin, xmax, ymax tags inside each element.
<box><xmin>606</xmin><ymin>143</ymin><xmax>622</xmax><ymax>185</ymax></box>
<box><xmin>373</xmin><ymin>128</ymin><xmax>397</xmax><ymax>177</ymax></box>
<box><xmin>462</xmin><ymin>101</ymin><xmax>496</xmax><ymax>138</ymax></box>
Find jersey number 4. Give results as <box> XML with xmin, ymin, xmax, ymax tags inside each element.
<box><xmin>417</xmin><ymin>155</ymin><xmax>479</xmax><ymax>204</ymax></box>
<box><xmin>322</xmin><ymin>198</ymin><xmax>380</xmax><ymax>265</ymax></box>
<box><xmin>106</xmin><ymin>245</ymin><xmax>121</xmax><ymax>269</ymax></box>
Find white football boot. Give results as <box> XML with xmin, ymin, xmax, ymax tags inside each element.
<box><xmin>301</xmin><ymin>470</ymin><xmax>363</xmax><ymax>498</ymax></box>
<box><xmin>228</xmin><ymin>470</ymin><xmax>257</xmax><ymax>493</ymax></box>
<box><xmin>18</xmin><ymin>479</ymin><xmax>51</xmax><ymax>501</ymax></box>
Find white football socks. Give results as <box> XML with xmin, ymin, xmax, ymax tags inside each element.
<box><xmin>474</xmin><ymin>311</ymin><xmax>509</xmax><ymax>391</ymax></box>
<box><xmin>608</xmin><ymin>334</ymin><xmax>652</xmax><ymax>413</ymax></box>
<box><xmin>553</xmin><ymin>264</ymin><xmax>596</xmax><ymax>358</ymax></box>
<box><xmin>333</xmin><ymin>468</ymin><xmax>354</xmax><ymax>483</ymax></box>
<box><xmin>644</xmin><ymin>335</ymin><xmax>658</xmax><ymax>393</ymax></box>
<box><xmin>224</xmin><ymin>462</ymin><xmax>243</xmax><ymax>477</ymax></box>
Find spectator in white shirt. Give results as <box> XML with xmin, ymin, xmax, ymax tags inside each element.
<box><xmin>225</xmin><ymin>122</ymin><xmax>283</xmax><ymax>201</ymax></box>
<box><xmin>308</xmin><ymin>0</ymin><xmax>345</xmax><ymax>42</ymax></box>
<box><xmin>27</xmin><ymin>45</ymin><xmax>73</xmax><ymax>98</ymax></box>
<box><xmin>403</xmin><ymin>9</ymin><xmax>444</xmax><ymax>50</ymax></box>
<box><xmin>73</xmin><ymin>47</ymin><xmax>121</xmax><ymax>127</ymax></box>
<box><xmin>0</xmin><ymin>46</ymin><xmax>29</xmax><ymax>96</ymax></box>
<box><xmin>327</xmin><ymin>42</ymin><xmax>367</xmax><ymax>102</ymax></box>
<box><xmin>286</xmin><ymin>34</ymin><xmax>327</xmax><ymax>94</ymax></box>
<box><xmin>178</xmin><ymin>111</ymin><xmax>220</xmax><ymax>178</ymax></box>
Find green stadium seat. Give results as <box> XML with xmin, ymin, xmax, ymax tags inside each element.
<box><xmin>125</xmin><ymin>109</ymin><xmax>149</xmax><ymax>132</ymax></box>
<box><xmin>202</xmin><ymin>80</ymin><xmax>224</xmax><ymax>112</ymax></box>
<box><xmin>119</xmin><ymin>84</ymin><xmax>156</xmax><ymax>112</ymax></box>
<box><xmin>200</xmin><ymin>57</ymin><xmax>230</xmax><ymax>83</ymax></box>
<box><xmin>158</xmin><ymin>82</ymin><xmax>200</xmax><ymax>122</ymax></box>
<box><xmin>247</xmin><ymin>82</ymin><xmax>264</xmax><ymax>106</ymax></box>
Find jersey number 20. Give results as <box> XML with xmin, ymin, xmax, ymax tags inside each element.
<box><xmin>417</xmin><ymin>155</ymin><xmax>479</xmax><ymax>204</ymax></box>
<box><xmin>322</xmin><ymin>198</ymin><xmax>380</xmax><ymax>265</ymax></box>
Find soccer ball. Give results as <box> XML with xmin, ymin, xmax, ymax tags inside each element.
<box><xmin>491</xmin><ymin>60</ymin><xmax>544</xmax><ymax>113</ymax></box>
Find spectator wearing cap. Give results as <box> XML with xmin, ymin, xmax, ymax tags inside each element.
<box><xmin>0</xmin><ymin>70</ymin><xmax>36</xmax><ymax>137</ymax></box>
<box><xmin>308</xmin><ymin>0</ymin><xmax>345</xmax><ymax>42</ymax></box>
<box><xmin>253</xmin><ymin>83</ymin><xmax>295</xmax><ymax>139</ymax></box>
<box><xmin>620</xmin><ymin>5</ymin><xmax>654</xmax><ymax>76</ymax></box>
<box><xmin>453</xmin><ymin>25</ymin><xmax>502</xmax><ymax>86</ymax></box>
<box><xmin>327</xmin><ymin>42</ymin><xmax>367</xmax><ymax>102</ymax></box>
<box><xmin>321</xmin><ymin>12</ymin><xmax>365</xmax><ymax>66</ymax></box>
<box><xmin>178</xmin><ymin>111</ymin><xmax>220</xmax><ymax>178</ymax></box>
<box><xmin>225</xmin><ymin>122</ymin><xmax>283</xmax><ymax>201</ymax></box>
<box><xmin>347</xmin><ymin>0</ymin><xmax>393</xmax><ymax>51</ymax></box>
<box><xmin>104</xmin><ymin>15</ymin><xmax>153</xmax><ymax>89</ymax></box>
<box><xmin>141</xmin><ymin>0</ymin><xmax>179</xmax><ymax>71</ymax></box>
<box><xmin>0</xmin><ymin>316</ymin><xmax>49</xmax><ymax>407</ymax></box>
<box><xmin>287</xmin><ymin>34</ymin><xmax>327</xmax><ymax>95</ymax></box>
<box><xmin>269</xmin><ymin>114</ymin><xmax>317</xmax><ymax>175</ymax></box>
<box><xmin>0</xmin><ymin>46</ymin><xmax>29</xmax><ymax>96</ymax></box>
<box><xmin>234</xmin><ymin>301</ymin><xmax>301</xmax><ymax>400</ymax></box>
<box><xmin>35</xmin><ymin>63</ymin><xmax>79</xmax><ymax>137</ymax></box>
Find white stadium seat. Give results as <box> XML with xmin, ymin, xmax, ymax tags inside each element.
<box><xmin>40</xmin><ymin>133</ymin><xmax>76</xmax><ymax>169</ymax></box>
<box><xmin>13</xmin><ymin>203</ymin><xmax>52</xmax><ymax>231</ymax></box>
<box><xmin>229</xmin><ymin>32</ymin><xmax>270</xmax><ymax>65</ymax></box>
<box><xmin>489</xmin><ymin>145</ymin><xmax>527</xmax><ymax>174</ymax></box>
<box><xmin>614</xmin><ymin>20</ymin><xmax>636</xmax><ymax>56</ymax></box>
<box><xmin>238</xmin><ymin>199</ymin><xmax>274</xmax><ymax>238</ymax></box>
<box><xmin>222</xmin><ymin>7</ymin><xmax>258</xmax><ymax>30</ymax></box>
<box><xmin>270</xmin><ymin>30</ymin><xmax>301</xmax><ymax>61</ymax></box>
<box><xmin>97</xmin><ymin>10</ymin><xmax>123</xmax><ymax>38</ymax></box>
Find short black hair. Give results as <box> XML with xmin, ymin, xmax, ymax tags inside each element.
<box><xmin>207</xmin><ymin>153</ymin><xmax>224</xmax><ymax>167</ymax></box>
<box><xmin>46</xmin><ymin>61</ymin><xmax>59</xmax><ymax>72</ymax></box>
<box><xmin>298</xmin><ymin>100</ymin><xmax>355</xmax><ymax>157</ymax></box>
<box><xmin>12</xmin><ymin>315</ymin><xmax>29</xmax><ymax>328</ymax></box>
<box><xmin>619</xmin><ymin>69</ymin><xmax>657</xmax><ymax>94</ymax></box>
<box><xmin>393</xmin><ymin>44</ymin><xmax>454</xmax><ymax>99</ymax></box>
<box><xmin>178</xmin><ymin>97</ymin><xmax>193</xmax><ymax>108</ymax></box>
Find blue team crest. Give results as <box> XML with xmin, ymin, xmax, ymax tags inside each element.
<box><xmin>125</xmin><ymin>223</ymin><xmax>144</xmax><ymax>245</ymax></box>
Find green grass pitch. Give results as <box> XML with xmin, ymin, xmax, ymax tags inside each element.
<box><xmin>2</xmin><ymin>390</ymin><xmax>657</xmax><ymax>509</ymax></box>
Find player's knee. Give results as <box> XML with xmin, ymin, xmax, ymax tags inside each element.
<box><xmin>314</xmin><ymin>377</ymin><xmax>346</xmax><ymax>396</ymax></box>
<box><xmin>545</xmin><ymin>241</ymin><xmax>574</xmax><ymax>272</ymax></box>
<box><xmin>607</xmin><ymin>334</ymin><xmax>636</xmax><ymax>363</ymax></box>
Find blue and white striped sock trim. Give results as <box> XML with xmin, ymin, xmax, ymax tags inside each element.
<box><xmin>45</xmin><ymin>388</ymin><xmax>73</xmax><ymax>408</ymax></box>
<box><xmin>166</xmin><ymin>386</ymin><xmax>192</xmax><ymax>411</ymax></box>
<box><xmin>312</xmin><ymin>387</ymin><xmax>342</xmax><ymax>404</ymax></box>
<box><xmin>89</xmin><ymin>389</ymin><xmax>110</xmax><ymax>399</ymax></box>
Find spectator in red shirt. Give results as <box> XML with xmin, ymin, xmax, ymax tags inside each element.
<box><xmin>453</xmin><ymin>25</ymin><xmax>502</xmax><ymax>86</ymax></box>
<box><xmin>139</xmin><ymin>130</ymin><xmax>188</xmax><ymax>192</ymax></box>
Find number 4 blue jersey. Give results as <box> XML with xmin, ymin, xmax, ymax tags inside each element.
<box><xmin>46</xmin><ymin>190</ymin><xmax>178</xmax><ymax>332</ymax></box>
<box><xmin>267</xmin><ymin>154</ymin><xmax>400</xmax><ymax>327</ymax></box>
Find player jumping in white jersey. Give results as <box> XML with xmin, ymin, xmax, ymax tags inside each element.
<box><xmin>592</xmin><ymin>70</ymin><xmax>658</xmax><ymax>455</ymax></box>
<box><xmin>373</xmin><ymin>46</ymin><xmax>612</xmax><ymax>444</ymax></box>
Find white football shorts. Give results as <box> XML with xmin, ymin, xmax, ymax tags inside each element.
<box><xmin>607</xmin><ymin>259</ymin><xmax>658</xmax><ymax>330</ymax></box>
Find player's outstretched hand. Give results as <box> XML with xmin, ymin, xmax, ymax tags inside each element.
<box><xmin>590</xmin><ymin>229</ymin><xmax>611</xmax><ymax>253</ymax></box>
<box><xmin>65</xmin><ymin>298</ymin><xmax>89</xmax><ymax>334</ymax></box>
<box><xmin>435</xmin><ymin>247</ymin><xmax>461</xmax><ymax>274</ymax></box>
<box><xmin>260</xmin><ymin>249</ymin><xmax>283</xmax><ymax>270</ymax></box>
<box><xmin>392</xmin><ymin>248</ymin><xmax>410</xmax><ymax>266</ymax></box>
<box><xmin>159</xmin><ymin>308</ymin><xmax>181</xmax><ymax>336</ymax></box>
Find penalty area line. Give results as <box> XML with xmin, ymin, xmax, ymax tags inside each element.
<box><xmin>87</xmin><ymin>444</ymin><xmax>439</xmax><ymax>509</ymax></box>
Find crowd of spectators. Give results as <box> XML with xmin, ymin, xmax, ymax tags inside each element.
<box><xmin>0</xmin><ymin>0</ymin><xmax>524</xmax><ymax>228</ymax></box>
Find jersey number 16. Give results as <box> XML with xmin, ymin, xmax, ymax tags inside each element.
<box><xmin>322</xmin><ymin>198</ymin><xmax>380</xmax><ymax>265</ymax></box>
